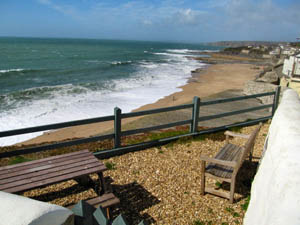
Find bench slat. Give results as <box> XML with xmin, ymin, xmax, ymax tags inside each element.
<box><xmin>206</xmin><ymin>143</ymin><xmax>243</xmax><ymax>179</ymax></box>
<box><xmin>0</xmin><ymin>154</ymin><xmax>99</xmax><ymax>180</ymax></box>
<box><xmin>0</xmin><ymin>158</ymin><xmax>99</xmax><ymax>184</ymax></box>
<box><xmin>97</xmin><ymin>197</ymin><xmax>120</xmax><ymax>209</ymax></box>
<box><xmin>67</xmin><ymin>193</ymin><xmax>120</xmax><ymax>209</ymax></box>
<box><xmin>1</xmin><ymin>165</ymin><xmax>105</xmax><ymax>193</ymax></box>
<box><xmin>0</xmin><ymin>150</ymin><xmax>91</xmax><ymax>174</ymax></box>
<box><xmin>0</xmin><ymin>162</ymin><xmax>105</xmax><ymax>190</ymax></box>
<box><xmin>86</xmin><ymin>193</ymin><xmax>120</xmax><ymax>208</ymax></box>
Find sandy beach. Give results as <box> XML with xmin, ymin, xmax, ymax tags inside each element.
<box><xmin>21</xmin><ymin>62</ymin><xmax>263</xmax><ymax>146</ymax></box>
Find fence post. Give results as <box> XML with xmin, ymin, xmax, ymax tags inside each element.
<box><xmin>114</xmin><ymin>107</ymin><xmax>122</xmax><ymax>148</ymax></box>
<box><xmin>272</xmin><ymin>86</ymin><xmax>281</xmax><ymax>116</ymax></box>
<box><xmin>190</xmin><ymin>96</ymin><xmax>201</xmax><ymax>133</ymax></box>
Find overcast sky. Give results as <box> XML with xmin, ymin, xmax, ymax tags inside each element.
<box><xmin>1</xmin><ymin>0</ymin><xmax>300</xmax><ymax>43</ymax></box>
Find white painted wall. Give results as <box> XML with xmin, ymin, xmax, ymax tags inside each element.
<box><xmin>0</xmin><ymin>191</ymin><xmax>73</xmax><ymax>225</ymax></box>
<box><xmin>243</xmin><ymin>89</ymin><xmax>300</xmax><ymax>225</ymax></box>
<box><xmin>295</xmin><ymin>58</ymin><xmax>300</xmax><ymax>75</ymax></box>
<box><xmin>283</xmin><ymin>56</ymin><xmax>300</xmax><ymax>76</ymax></box>
<box><xmin>282</xmin><ymin>57</ymin><xmax>294</xmax><ymax>76</ymax></box>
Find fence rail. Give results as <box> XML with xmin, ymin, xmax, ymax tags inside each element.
<box><xmin>0</xmin><ymin>115</ymin><xmax>115</xmax><ymax>138</ymax></box>
<box><xmin>200</xmin><ymin>91</ymin><xmax>275</xmax><ymax>106</ymax></box>
<box><xmin>198</xmin><ymin>104</ymin><xmax>273</xmax><ymax>122</ymax></box>
<box><xmin>121</xmin><ymin>103</ymin><xmax>193</xmax><ymax>119</ymax></box>
<box><xmin>0</xmin><ymin>87</ymin><xmax>281</xmax><ymax>159</ymax></box>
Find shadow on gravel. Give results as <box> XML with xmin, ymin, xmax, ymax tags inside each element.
<box><xmin>109</xmin><ymin>179</ymin><xmax>159</xmax><ymax>224</ymax></box>
<box><xmin>23</xmin><ymin>176</ymin><xmax>104</xmax><ymax>203</ymax></box>
<box><xmin>25</xmin><ymin>177</ymin><xmax>158</xmax><ymax>223</ymax></box>
<box><xmin>218</xmin><ymin>160</ymin><xmax>259</xmax><ymax>202</ymax></box>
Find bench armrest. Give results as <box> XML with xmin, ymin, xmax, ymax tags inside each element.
<box><xmin>224</xmin><ymin>131</ymin><xmax>250</xmax><ymax>139</ymax></box>
<box><xmin>200</xmin><ymin>156</ymin><xmax>237</xmax><ymax>168</ymax></box>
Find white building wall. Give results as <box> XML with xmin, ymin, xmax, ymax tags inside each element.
<box><xmin>282</xmin><ymin>57</ymin><xmax>294</xmax><ymax>76</ymax></box>
<box><xmin>243</xmin><ymin>89</ymin><xmax>300</xmax><ymax>225</ymax></box>
<box><xmin>294</xmin><ymin>58</ymin><xmax>300</xmax><ymax>75</ymax></box>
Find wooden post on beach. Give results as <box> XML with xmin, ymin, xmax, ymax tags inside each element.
<box><xmin>190</xmin><ymin>96</ymin><xmax>200</xmax><ymax>133</ymax></box>
<box><xmin>272</xmin><ymin>86</ymin><xmax>281</xmax><ymax>116</ymax></box>
<box><xmin>114</xmin><ymin>107</ymin><xmax>122</xmax><ymax>148</ymax></box>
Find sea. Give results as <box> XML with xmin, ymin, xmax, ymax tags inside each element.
<box><xmin>0</xmin><ymin>37</ymin><xmax>221</xmax><ymax>146</ymax></box>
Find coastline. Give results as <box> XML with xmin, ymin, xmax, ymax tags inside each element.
<box><xmin>19</xmin><ymin>61</ymin><xmax>264</xmax><ymax>146</ymax></box>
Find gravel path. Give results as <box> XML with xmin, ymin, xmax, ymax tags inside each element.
<box><xmin>21</xmin><ymin>122</ymin><xmax>269</xmax><ymax>225</ymax></box>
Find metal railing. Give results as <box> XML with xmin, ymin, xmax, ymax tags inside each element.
<box><xmin>0</xmin><ymin>87</ymin><xmax>281</xmax><ymax>159</ymax></box>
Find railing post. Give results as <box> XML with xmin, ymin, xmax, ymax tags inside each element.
<box><xmin>114</xmin><ymin>107</ymin><xmax>122</xmax><ymax>148</ymax></box>
<box><xmin>190</xmin><ymin>96</ymin><xmax>201</xmax><ymax>133</ymax></box>
<box><xmin>272</xmin><ymin>86</ymin><xmax>281</xmax><ymax>116</ymax></box>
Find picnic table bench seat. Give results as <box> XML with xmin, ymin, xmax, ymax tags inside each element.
<box><xmin>0</xmin><ymin>149</ymin><xmax>119</xmax><ymax>214</ymax></box>
<box><xmin>200</xmin><ymin>123</ymin><xmax>262</xmax><ymax>203</ymax></box>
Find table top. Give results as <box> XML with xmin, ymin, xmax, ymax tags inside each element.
<box><xmin>0</xmin><ymin>149</ymin><xmax>106</xmax><ymax>193</ymax></box>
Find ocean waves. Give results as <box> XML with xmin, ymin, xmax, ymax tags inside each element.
<box><xmin>110</xmin><ymin>60</ymin><xmax>133</xmax><ymax>66</ymax></box>
<box><xmin>0</xmin><ymin>68</ymin><xmax>44</xmax><ymax>76</ymax></box>
<box><xmin>166</xmin><ymin>49</ymin><xmax>219</xmax><ymax>54</ymax></box>
<box><xmin>0</xmin><ymin>68</ymin><xmax>25</xmax><ymax>73</ymax></box>
<box><xmin>0</xmin><ymin>39</ymin><xmax>220</xmax><ymax>146</ymax></box>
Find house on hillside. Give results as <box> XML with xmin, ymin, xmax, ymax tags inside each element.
<box><xmin>241</xmin><ymin>49</ymin><xmax>250</xmax><ymax>54</ymax></box>
<box><xmin>280</xmin><ymin>53</ymin><xmax>300</xmax><ymax>94</ymax></box>
<box><xmin>282</xmin><ymin>54</ymin><xmax>300</xmax><ymax>77</ymax></box>
<box><xmin>269</xmin><ymin>47</ymin><xmax>281</xmax><ymax>56</ymax></box>
<box><xmin>282</xmin><ymin>48</ymin><xmax>297</xmax><ymax>56</ymax></box>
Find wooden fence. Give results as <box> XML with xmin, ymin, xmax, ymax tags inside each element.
<box><xmin>0</xmin><ymin>87</ymin><xmax>281</xmax><ymax>159</ymax></box>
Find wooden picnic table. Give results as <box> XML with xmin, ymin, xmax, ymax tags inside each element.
<box><xmin>0</xmin><ymin>149</ymin><xmax>120</xmax><ymax>217</ymax></box>
<box><xmin>0</xmin><ymin>149</ymin><xmax>107</xmax><ymax>194</ymax></box>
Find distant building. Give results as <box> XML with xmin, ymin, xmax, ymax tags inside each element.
<box><xmin>282</xmin><ymin>48</ymin><xmax>297</xmax><ymax>56</ymax></box>
<box><xmin>282</xmin><ymin>54</ymin><xmax>300</xmax><ymax>77</ymax></box>
<box><xmin>241</xmin><ymin>49</ymin><xmax>250</xmax><ymax>54</ymax></box>
<box><xmin>261</xmin><ymin>45</ymin><xmax>268</xmax><ymax>51</ymax></box>
<box><xmin>281</xmin><ymin>54</ymin><xmax>300</xmax><ymax>95</ymax></box>
<box><xmin>262</xmin><ymin>54</ymin><xmax>272</xmax><ymax>59</ymax></box>
<box><xmin>270</xmin><ymin>47</ymin><xmax>281</xmax><ymax>55</ymax></box>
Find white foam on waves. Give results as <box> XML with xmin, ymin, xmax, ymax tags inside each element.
<box><xmin>0</xmin><ymin>68</ymin><xmax>25</xmax><ymax>74</ymax></box>
<box><xmin>0</xmin><ymin>50</ymin><xmax>205</xmax><ymax>146</ymax></box>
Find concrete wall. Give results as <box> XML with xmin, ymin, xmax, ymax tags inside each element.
<box><xmin>243</xmin><ymin>89</ymin><xmax>300</xmax><ymax>225</ymax></box>
<box><xmin>0</xmin><ymin>191</ymin><xmax>73</xmax><ymax>225</ymax></box>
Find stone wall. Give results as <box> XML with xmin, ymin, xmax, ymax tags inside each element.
<box><xmin>243</xmin><ymin>81</ymin><xmax>287</xmax><ymax>104</ymax></box>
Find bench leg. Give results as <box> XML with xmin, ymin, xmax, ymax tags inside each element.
<box><xmin>106</xmin><ymin>208</ymin><xmax>110</xmax><ymax>220</ymax></box>
<box><xmin>200</xmin><ymin>161</ymin><xmax>206</xmax><ymax>195</ymax></box>
<box><xmin>98</xmin><ymin>172</ymin><xmax>107</xmax><ymax>195</ymax></box>
<box><xmin>74</xmin><ymin>175</ymin><xmax>93</xmax><ymax>187</ymax></box>
<box><xmin>229</xmin><ymin>177</ymin><xmax>236</xmax><ymax>203</ymax></box>
<box><xmin>249</xmin><ymin>151</ymin><xmax>253</xmax><ymax>162</ymax></box>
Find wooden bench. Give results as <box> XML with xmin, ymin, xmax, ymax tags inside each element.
<box><xmin>0</xmin><ymin>149</ymin><xmax>119</xmax><ymax>214</ymax></box>
<box><xmin>200</xmin><ymin>123</ymin><xmax>262</xmax><ymax>203</ymax></box>
<box><xmin>68</xmin><ymin>192</ymin><xmax>120</xmax><ymax>219</ymax></box>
